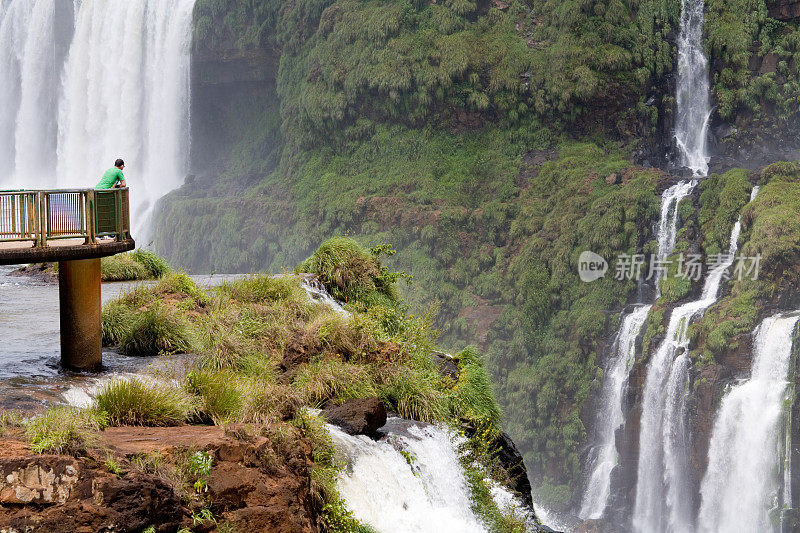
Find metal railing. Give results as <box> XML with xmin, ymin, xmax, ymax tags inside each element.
<box><xmin>0</xmin><ymin>188</ymin><xmax>130</xmax><ymax>246</ymax></box>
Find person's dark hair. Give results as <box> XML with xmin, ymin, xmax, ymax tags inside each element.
<box><xmin>114</xmin><ymin>158</ymin><xmax>124</xmax><ymax>168</ymax></box>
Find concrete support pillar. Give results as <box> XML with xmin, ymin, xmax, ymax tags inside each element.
<box><xmin>59</xmin><ymin>258</ymin><xmax>101</xmax><ymax>370</ymax></box>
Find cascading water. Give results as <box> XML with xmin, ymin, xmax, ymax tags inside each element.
<box><xmin>0</xmin><ymin>0</ymin><xmax>194</xmax><ymax>238</ymax></box>
<box><xmin>674</xmin><ymin>0</ymin><xmax>712</xmax><ymax>176</ymax></box>
<box><xmin>579</xmin><ymin>304</ymin><xmax>650</xmax><ymax>519</ymax></box>
<box><xmin>579</xmin><ymin>181</ymin><xmax>695</xmax><ymax>519</ymax></box>
<box><xmin>633</xmin><ymin>187</ymin><xmax>759</xmax><ymax>532</ymax></box>
<box><xmin>697</xmin><ymin>313</ymin><xmax>800</xmax><ymax>532</ymax></box>
<box><xmin>327</xmin><ymin>418</ymin><xmax>533</xmax><ymax>533</ymax></box>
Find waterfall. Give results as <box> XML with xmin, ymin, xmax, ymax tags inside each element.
<box><xmin>579</xmin><ymin>181</ymin><xmax>695</xmax><ymax>519</ymax></box>
<box><xmin>327</xmin><ymin>418</ymin><xmax>533</xmax><ymax>532</ymax></box>
<box><xmin>674</xmin><ymin>0</ymin><xmax>712</xmax><ymax>176</ymax></box>
<box><xmin>0</xmin><ymin>0</ymin><xmax>194</xmax><ymax>238</ymax></box>
<box><xmin>655</xmin><ymin>181</ymin><xmax>697</xmax><ymax>297</ymax></box>
<box><xmin>697</xmin><ymin>313</ymin><xmax>800</xmax><ymax>532</ymax></box>
<box><xmin>579</xmin><ymin>304</ymin><xmax>650</xmax><ymax>519</ymax></box>
<box><xmin>633</xmin><ymin>187</ymin><xmax>758</xmax><ymax>532</ymax></box>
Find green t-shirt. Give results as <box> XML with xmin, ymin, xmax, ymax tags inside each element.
<box><xmin>96</xmin><ymin>167</ymin><xmax>125</xmax><ymax>189</ymax></box>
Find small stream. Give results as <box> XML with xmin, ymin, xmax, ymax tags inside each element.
<box><xmin>0</xmin><ymin>265</ymin><xmax>239</xmax><ymax>412</ymax></box>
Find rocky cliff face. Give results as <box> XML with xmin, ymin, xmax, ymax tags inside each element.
<box><xmin>0</xmin><ymin>426</ymin><xmax>320</xmax><ymax>533</ymax></box>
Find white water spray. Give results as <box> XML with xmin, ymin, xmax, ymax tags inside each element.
<box><xmin>697</xmin><ymin>313</ymin><xmax>800</xmax><ymax>532</ymax></box>
<box><xmin>674</xmin><ymin>0</ymin><xmax>712</xmax><ymax>176</ymax></box>
<box><xmin>0</xmin><ymin>0</ymin><xmax>194</xmax><ymax>238</ymax></box>
<box><xmin>580</xmin><ymin>304</ymin><xmax>650</xmax><ymax>519</ymax></box>
<box><xmin>579</xmin><ymin>181</ymin><xmax>695</xmax><ymax>519</ymax></box>
<box><xmin>328</xmin><ymin>420</ymin><xmax>502</xmax><ymax>533</ymax></box>
<box><xmin>633</xmin><ymin>187</ymin><xmax>759</xmax><ymax>532</ymax></box>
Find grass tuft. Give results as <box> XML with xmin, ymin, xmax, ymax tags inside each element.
<box><xmin>292</xmin><ymin>358</ymin><xmax>378</xmax><ymax>406</ymax></box>
<box><xmin>118</xmin><ymin>304</ymin><xmax>195</xmax><ymax>356</ymax></box>
<box><xmin>94</xmin><ymin>378</ymin><xmax>196</xmax><ymax>426</ymax></box>
<box><xmin>296</xmin><ymin>237</ymin><xmax>402</xmax><ymax>306</ymax></box>
<box><xmin>26</xmin><ymin>407</ymin><xmax>107</xmax><ymax>455</ymax></box>
<box><xmin>100</xmin><ymin>249</ymin><xmax>171</xmax><ymax>281</ymax></box>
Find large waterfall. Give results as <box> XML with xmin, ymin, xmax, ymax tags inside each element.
<box><xmin>328</xmin><ymin>418</ymin><xmax>534</xmax><ymax>532</ymax></box>
<box><xmin>579</xmin><ymin>181</ymin><xmax>695</xmax><ymax>519</ymax></box>
<box><xmin>0</xmin><ymin>0</ymin><xmax>195</xmax><ymax>237</ymax></box>
<box><xmin>697</xmin><ymin>312</ymin><xmax>800</xmax><ymax>532</ymax></box>
<box><xmin>674</xmin><ymin>0</ymin><xmax>712</xmax><ymax>176</ymax></box>
<box><xmin>633</xmin><ymin>187</ymin><xmax>759</xmax><ymax>532</ymax></box>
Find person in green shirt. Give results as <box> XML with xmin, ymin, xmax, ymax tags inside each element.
<box><xmin>96</xmin><ymin>159</ymin><xmax>127</xmax><ymax>189</ymax></box>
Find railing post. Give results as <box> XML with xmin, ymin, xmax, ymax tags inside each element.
<box><xmin>85</xmin><ymin>189</ymin><xmax>96</xmax><ymax>244</ymax></box>
<box><xmin>26</xmin><ymin>193</ymin><xmax>34</xmax><ymax>240</ymax></box>
<box><xmin>115</xmin><ymin>188</ymin><xmax>123</xmax><ymax>242</ymax></box>
<box><xmin>36</xmin><ymin>191</ymin><xmax>46</xmax><ymax>247</ymax></box>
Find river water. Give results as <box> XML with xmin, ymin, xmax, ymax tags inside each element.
<box><xmin>0</xmin><ymin>265</ymin><xmax>237</xmax><ymax>412</ymax></box>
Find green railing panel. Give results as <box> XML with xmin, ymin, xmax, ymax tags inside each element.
<box><xmin>0</xmin><ymin>188</ymin><xmax>130</xmax><ymax>246</ymax></box>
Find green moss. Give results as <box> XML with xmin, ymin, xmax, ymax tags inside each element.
<box><xmin>698</xmin><ymin>169</ymin><xmax>752</xmax><ymax>257</ymax></box>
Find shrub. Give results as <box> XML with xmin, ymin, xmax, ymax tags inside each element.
<box><xmin>94</xmin><ymin>378</ymin><xmax>196</xmax><ymax>426</ymax></box>
<box><xmin>118</xmin><ymin>304</ymin><xmax>195</xmax><ymax>356</ymax></box>
<box><xmin>296</xmin><ymin>237</ymin><xmax>404</xmax><ymax>306</ymax></box>
<box><xmin>26</xmin><ymin>407</ymin><xmax>107</xmax><ymax>454</ymax></box>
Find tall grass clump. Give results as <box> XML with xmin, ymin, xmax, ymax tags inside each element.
<box><xmin>26</xmin><ymin>407</ymin><xmax>108</xmax><ymax>455</ymax></box>
<box><xmin>153</xmin><ymin>272</ymin><xmax>210</xmax><ymax>306</ymax></box>
<box><xmin>217</xmin><ymin>274</ymin><xmax>303</xmax><ymax>304</ymax></box>
<box><xmin>101</xmin><ymin>300</ymin><xmax>133</xmax><ymax>346</ymax></box>
<box><xmin>184</xmin><ymin>369</ymin><xmax>243</xmax><ymax>424</ymax></box>
<box><xmin>296</xmin><ymin>237</ymin><xmax>405</xmax><ymax>306</ymax></box>
<box><xmin>118</xmin><ymin>303</ymin><xmax>195</xmax><ymax>356</ymax></box>
<box><xmin>101</xmin><ymin>253</ymin><xmax>150</xmax><ymax>281</ymax></box>
<box><xmin>100</xmin><ymin>249</ymin><xmax>171</xmax><ymax>281</ymax></box>
<box><xmin>292</xmin><ymin>358</ymin><xmax>377</xmax><ymax>406</ymax></box>
<box><xmin>131</xmin><ymin>249</ymin><xmax>171</xmax><ymax>278</ymax></box>
<box><xmin>95</xmin><ymin>379</ymin><xmax>196</xmax><ymax>426</ymax></box>
<box><xmin>448</xmin><ymin>347</ymin><xmax>502</xmax><ymax>431</ymax></box>
<box><xmin>377</xmin><ymin>366</ymin><xmax>447</xmax><ymax>423</ymax></box>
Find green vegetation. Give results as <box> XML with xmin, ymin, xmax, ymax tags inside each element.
<box><xmin>90</xmin><ymin>238</ymin><xmax>529</xmax><ymax>529</ymax></box>
<box><xmin>101</xmin><ymin>272</ymin><xmax>206</xmax><ymax>354</ymax></box>
<box><xmin>159</xmin><ymin>0</ymin><xmax>800</xmax><ymax>506</ymax></box>
<box><xmin>698</xmin><ymin>169</ymin><xmax>752</xmax><ymax>257</ymax></box>
<box><xmin>101</xmin><ymin>249</ymin><xmax>170</xmax><ymax>281</ymax></box>
<box><xmin>94</xmin><ymin>379</ymin><xmax>197</xmax><ymax>426</ymax></box>
<box><xmin>691</xmin><ymin>163</ymin><xmax>800</xmax><ymax>364</ymax></box>
<box><xmin>25</xmin><ymin>407</ymin><xmax>107</xmax><ymax>455</ymax></box>
<box><xmin>296</xmin><ymin>237</ymin><xmax>407</xmax><ymax>306</ymax></box>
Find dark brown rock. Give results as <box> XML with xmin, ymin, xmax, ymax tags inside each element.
<box><xmin>323</xmin><ymin>397</ymin><xmax>387</xmax><ymax>437</ymax></box>
<box><xmin>760</xmin><ymin>53</ymin><xmax>779</xmax><ymax>75</ymax></box>
<box><xmin>768</xmin><ymin>0</ymin><xmax>800</xmax><ymax>20</ymax></box>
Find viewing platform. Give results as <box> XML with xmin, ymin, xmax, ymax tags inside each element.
<box><xmin>0</xmin><ymin>188</ymin><xmax>135</xmax><ymax>371</ymax></box>
<box><xmin>0</xmin><ymin>188</ymin><xmax>134</xmax><ymax>264</ymax></box>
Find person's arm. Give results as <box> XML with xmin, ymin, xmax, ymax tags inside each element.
<box><xmin>118</xmin><ymin>179</ymin><xmax>127</xmax><ymax>188</ymax></box>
